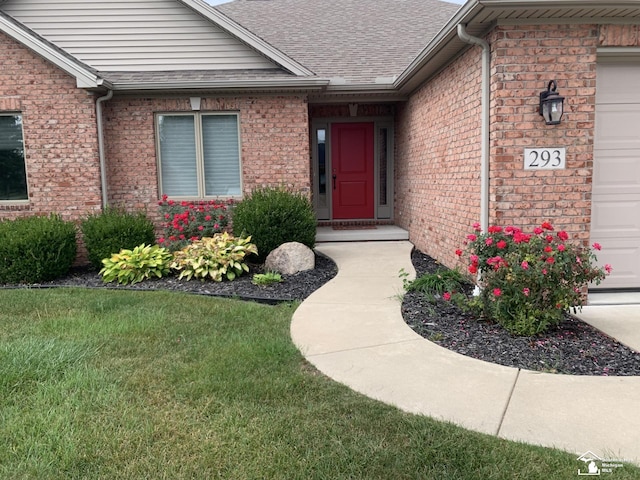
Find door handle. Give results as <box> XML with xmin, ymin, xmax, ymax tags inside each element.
<box><xmin>332</xmin><ymin>173</ymin><xmax>337</xmax><ymax>190</ymax></box>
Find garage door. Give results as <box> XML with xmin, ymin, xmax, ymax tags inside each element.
<box><xmin>591</xmin><ymin>61</ymin><xmax>640</xmax><ymax>289</ymax></box>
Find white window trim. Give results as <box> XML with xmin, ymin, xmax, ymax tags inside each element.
<box><xmin>155</xmin><ymin>111</ymin><xmax>242</xmax><ymax>200</ymax></box>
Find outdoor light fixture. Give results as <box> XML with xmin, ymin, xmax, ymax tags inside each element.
<box><xmin>539</xmin><ymin>80</ymin><xmax>565</xmax><ymax>125</ymax></box>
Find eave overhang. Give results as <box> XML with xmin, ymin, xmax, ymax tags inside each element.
<box><xmin>395</xmin><ymin>0</ymin><xmax>640</xmax><ymax>95</ymax></box>
<box><xmin>107</xmin><ymin>77</ymin><xmax>330</xmax><ymax>94</ymax></box>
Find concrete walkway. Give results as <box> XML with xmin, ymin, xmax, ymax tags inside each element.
<box><xmin>291</xmin><ymin>241</ymin><xmax>640</xmax><ymax>466</ymax></box>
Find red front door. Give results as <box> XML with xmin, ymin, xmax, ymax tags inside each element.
<box><xmin>331</xmin><ymin>122</ymin><xmax>374</xmax><ymax>219</ymax></box>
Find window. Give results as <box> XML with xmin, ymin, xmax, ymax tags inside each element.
<box><xmin>156</xmin><ymin>113</ymin><xmax>241</xmax><ymax>198</ymax></box>
<box><xmin>0</xmin><ymin>113</ymin><xmax>27</xmax><ymax>201</ymax></box>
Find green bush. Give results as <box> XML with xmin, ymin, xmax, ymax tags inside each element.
<box><xmin>231</xmin><ymin>187</ymin><xmax>316</xmax><ymax>262</ymax></box>
<box><xmin>0</xmin><ymin>215</ymin><xmax>77</xmax><ymax>283</ymax></box>
<box><xmin>458</xmin><ymin>222</ymin><xmax>610</xmax><ymax>336</ymax></box>
<box><xmin>171</xmin><ymin>233</ymin><xmax>258</xmax><ymax>282</ymax></box>
<box><xmin>81</xmin><ymin>208</ymin><xmax>156</xmax><ymax>270</ymax></box>
<box><xmin>100</xmin><ymin>244</ymin><xmax>173</xmax><ymax>285</ymax></box>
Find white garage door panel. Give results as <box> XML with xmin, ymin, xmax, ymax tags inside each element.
<box><xmin>592</xmin><ymin>150</ymin><xmax>640</xmax><ymax>195</ymax></box>
<box><xmin>596</xmin><ymin>63</ymin><xmax>640</xmax><ymax>103</ymax></box>
<box><xmin>592</xmin><ymin>61</ymin><xmax>640</xmax><ymax>289</ymax></box>
<box><xmin>591</xmin><ymin>240</ymin><xmax>640</xmax><ymax>289</ymax></box>
<box><xmin>591</xmin><ymin>195</ymin><xmax>640</xmax><ymax>239</ymax></box>
<box><xmin>594</xmin><ymin>105</ymin><xmax>640</xmax><ymax>150</ymax></box>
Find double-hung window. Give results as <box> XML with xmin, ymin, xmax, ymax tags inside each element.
<box><xmin>0</xmin><ymin>113</ymin><xmax>27</xmax><ymax>202</ymax></box>
<box><xmin>156</xmin><ymin>112</ymin><xmax>241</xmax><ymax>198</ymax></box>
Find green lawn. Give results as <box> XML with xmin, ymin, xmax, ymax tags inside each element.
<box><xmin>0</xmin><ymin>288</ymin><xmax>637</xmax><ymax>479</ymax></box>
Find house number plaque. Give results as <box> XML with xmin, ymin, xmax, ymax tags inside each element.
<box><xmin>524</xmin><ymin>148</ymin><xmax>566</xmax><ymax>170</ymax></box>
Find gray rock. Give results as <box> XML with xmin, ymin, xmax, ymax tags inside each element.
<box><xmin>265</xmin><ymin>242</ymin><xmax>315</xmax><ymax>275</ymax></box>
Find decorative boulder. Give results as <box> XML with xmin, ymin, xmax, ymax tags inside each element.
<box><xmin>264</xmin><ymin>242</ymin><xmax>315</xmax><ymax>275</ymax></box>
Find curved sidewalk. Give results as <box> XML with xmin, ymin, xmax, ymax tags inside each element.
<box><xmin>291</xmin><ymin>241</ymin><xmax>640</xmax><ymax>465</ymax></box>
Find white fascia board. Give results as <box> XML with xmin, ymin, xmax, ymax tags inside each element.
<box><xmin>480</xmin><ymin>0</ymin><xmax>640</xmax><ymax>6</ymax></box>
<box><xmin>111</xmin><ymin>77</ymin><xmax>330</xmax><ymax>92</ymax></box>
<box><xmin>0</xmin><ymin>15</ymin><xmax>102</xmax><ymax>89</ymax></box>
<box><xmin>324</xmin><ymin>82</ymin><xmax>398</xmax><ymax>94</ymax></box>
<box><xmin>395</xmin><ymin>0</ymin><xmax>640</xmax><ymax>92</ymax></box>
<box><xmin>178</xmin><ymin>0</ymin><xmax>315</xmax><ymax>77</ymax></box>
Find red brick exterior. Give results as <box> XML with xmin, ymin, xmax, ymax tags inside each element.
<box><xmin>394</xmin><ymin>23</ymin><xmax>633</xmax><ymax>270</ymax></box>
<box><xmin>103</xmin><ymin>95</ymin><xmax>311</xmax><ymax>225</ymax></box>
<box><xmin>0</xmin><ymin>31</ymin><xmax>102</xmax><ymax>222</ymax></box>
<box><xmin>3</xmin><ymin>20</ymin><xmax>639</xmax><ymax>271</ymax></box>
<box><xmin>395</xmin><ymin>46</ymin><xmax>483</xmax><ymax>268</ymax></box>
<box><xmin>489</xmin><ymin>24</ymin><xmax>598</xmax><ymax>242</ymax></box>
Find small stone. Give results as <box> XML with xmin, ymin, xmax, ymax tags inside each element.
<box><xmin>265</xmin><ymin>242</ymin><xmax>315</xmax><ymax>275</ymax></box>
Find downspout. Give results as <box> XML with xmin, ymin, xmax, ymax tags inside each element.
<box><xmin>95</xmin><ymin>89</ymin><xmax>113</xmax><ymax>210</ymax></box>
<box><xmin>457</xmin><ymin>23</ymin><xmax>490</xmax><ymax>233</ymax></box>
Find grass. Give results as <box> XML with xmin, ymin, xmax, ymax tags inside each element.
<box><xmin>0</xmin><ymin>288</ymin><xmax>637</xmax><ymax>479</ymax></box>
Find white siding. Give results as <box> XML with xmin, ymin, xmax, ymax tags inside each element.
<box><xmin>1</xmin><ymin>0</ymin><xmax>277</xmax><ymax>71</ymax></box>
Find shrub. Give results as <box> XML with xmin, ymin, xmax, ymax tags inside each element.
<box><xmin>99</xmin><ymin>244</ymin><xmax>173</xmax><ymax>285</ymax></box>
<box><xmin>457</xmin><ymin>222</ymin><xmax>611</xmax><ymax>336</ymax></box>
<box><xmin>0</xmin><ymin>214</ymin><xmax>77</xmax><ymax>283</ymax></box>
<box><xmin>81</xmin><ymin>208</ymin><xmax>156</xmax><ymax>270</ymax></box>
<box><xmin>170</xmin><ymin>233</ymin><xmax>258</xmax><ymax>282</ymax></box>
<box><xmin>157</xmin><ymin>195</ymin><xmax>232</xmax><ymax>251</ymax></box>
<box><xmin>231</xmin><ymin>187</ymin><xmax>316</xmax><ymax>262</ymax></box>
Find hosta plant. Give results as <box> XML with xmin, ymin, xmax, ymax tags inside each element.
<box><xmin>170</xmin><ymin>233</ymin><xmax>258</xmax><ymax>282</ymax></box>
<box><xmin>100</xmin><ymin>244</ymin><xmax>173</xmax><ymax>285</ymax></box>
<box><xmin>456</xmin><ymin>222</ymin><xmax>611</xmax><ymax>336</ymax></box>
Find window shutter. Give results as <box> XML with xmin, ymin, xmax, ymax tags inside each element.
<box><xmin>158</xmin><ymin>115</ymin><xmax>198</xmax><ymax>197</ymax></box>
<box><xmin>202</xmin><ymin>115</ymin><xmax>241</xmax><ymax>196</ymax></box>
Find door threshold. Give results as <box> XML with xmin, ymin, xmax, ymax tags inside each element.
<box><xmin>316</xmin><ymin>225</ymin><xmax>409</xmax><ymax>242</ymax></box>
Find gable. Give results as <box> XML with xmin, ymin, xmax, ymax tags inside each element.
<box><xmin>0</xmin><ymin>10</ymin><xmax>102</xmax><ymax>88</ymax></box>
<box><xmin>0</xmin><ymin>0</ymin><xmax>281</xmax><ymax>72</ymax></box>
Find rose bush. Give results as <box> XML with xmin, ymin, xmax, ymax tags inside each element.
<box><xmin>157</xmin><ymin>195</ymin><xmax>233</xmax><ymax>250</ymax></box>
<box><xmin>456</xmin><ymin>222</ymin><xmax>611</xmax><ymax>336</ymax></box>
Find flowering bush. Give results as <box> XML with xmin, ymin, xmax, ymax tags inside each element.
<box><xmin>157</xmin><ymin>195</ymin><xmax>233</xmax><ymax>250</ymax></box>
<box><xmin>456</xmin><ymin>222</ymin><xmax>611</xmax><ymax>336</ymax></box>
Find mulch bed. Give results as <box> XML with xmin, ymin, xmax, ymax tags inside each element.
<box><xmin>402</xmin><ymin>249</ymin><xmax>640</xmax><ymax>376</ymax></box>
<box><xmin>0</xmin><ymin>252</ymin><xmax>338</xmax><ymax>305</ymax></box>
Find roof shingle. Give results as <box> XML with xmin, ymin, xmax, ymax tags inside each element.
<box><xmin>216</xmin><ymin>0</ymin><xmax>460</xmax><ymax>85</ymax></box>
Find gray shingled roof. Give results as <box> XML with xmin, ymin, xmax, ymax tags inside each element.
<box><xmin>216</xmin><ymin>0</ymin><xmax>460</xmax><ymax>85</ymax></box>
<box><xmin>102</xmin><ymin>69</ymin><xmax>294</xmax><ymax>84</ymax></box>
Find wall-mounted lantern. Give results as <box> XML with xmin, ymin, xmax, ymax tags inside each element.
<box><xmin>539</xmin><ymin>80</ymin><xmax>565</xmax><ymax>125</ymax></box>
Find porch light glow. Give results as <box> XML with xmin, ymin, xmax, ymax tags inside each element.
<box><xmin>539</xmin><ymin>80</ymin><xmax>565</xmax><ymax>125</ymax></box>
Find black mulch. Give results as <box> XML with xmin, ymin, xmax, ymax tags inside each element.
<box><xmin>1</xmin><ymin>253</ymin><xmax>338</xmax><ymax>305</ymax></box>
<box><xmin>402</xmin><ymin>249</ymin><xmax>640</xmax><ymax>376</ymax></box>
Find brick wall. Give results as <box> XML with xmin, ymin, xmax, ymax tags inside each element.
<box><xmin>309</xmin><ymin>104</ymin><xmax>394</xmax><ymax>118</ymax></box>
<box><xmin>396</xmin><ymin>24</ymin><xmax>602</xmax><ymax>268</ymax></box>
<box><xmin>103</xmin><ymin>95</ymin><xmax>310</xmax><ymax>226</ymax></box>
<box><xmin>0</xmin><ymin>32</ymin><xmax>102</xmax><ymax>222</ymax></box>
<box><xmin>395</xmin><ymin>46</ymin><xmax>483</xmax><ymax>268</ymax></box>
<box><xmin>599</xmin><ymin>24</ymin><xmax>640</xmax><ymax>46</ymax></box>
<box><xmin>489</xmin><ymin>24</ymin><xmax>598</xmax><ymax>245</ymax></box>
